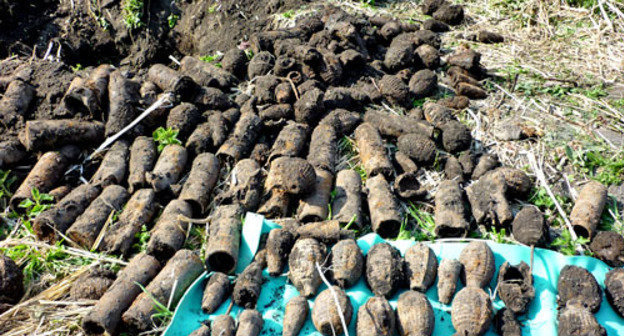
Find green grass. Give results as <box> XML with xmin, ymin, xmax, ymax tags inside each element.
<box><xmin>338</xmin><ymin>136</ymin><xmax>368</xmax><ymax>182</ymax></box>
<box><xmin>199</xmin><ymin>54</ymin><xmax>222</xmax><ymax>68</ymax></box>
<box><xmin>0</xmin><ymin>169</ymin><xmax>16</xmax><ymax>208</ymax></box>
<box><xmin>19</xmin><ymin>188</ymin><xmax>54</xmax><ymax>220</ymax></box>
<box><xmin>135</xmin><ymin>282</ymin><xmax>173</xmax><ymax>325</ymax></box>
<box><xmin>282</xmin><ymin>10</ymin><xmax>295</xmax><ymax>19</ymax></box>
<box><xmin>167</xmin><ymin>14</ymin><xmax>179</xmax><ymax>29</ymax></box>
<box><xmin>70</xmin><ymin>64</ymin><xmax>84</xmax><ymax>73</ymax></box>
<box><xmin>550</xmin><ymin>229</ymin><xmax>591</xmax><ymax>256</ymax></box>
<box><xmin>402</xmin><ymin>203</ymin><xmax>436</xmax><ymax>241</ymax></box>
<box><xmin>599</xmin><ymin>196</ymin><xmax>623</xmax><ymax>234</ymax></box>
<box><xmin>123</xmin><ymin>0</ymin><xmax>144</xmax><ymax>30</ymax></box>
<box><xmin>565</xmin><ymin>145</ymin><xmax>624</xmax><ymax>185</ymax></box>
<box><xmin>152</xmin><ymin>127</ymin><xmax>182</xmax><ymax>152</ymax></box>
<box><xmin>132</xmin><ymin>224</ymin><xmax>151</xmax><ymax>253</ymax></box>
<box><xmin>244</xmin><ymin>49</ymin><xmax>254</xmax><ymax>61</ymax></box>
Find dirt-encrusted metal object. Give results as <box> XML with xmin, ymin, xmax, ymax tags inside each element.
<box><xmin>397</xmin><ymin>290</ymin><xmax>435</xmax><ymax>336</ymax></box>
<box><xmin>590</xmin><ymin>231</ymin><xmax>624</xmax><ymax>267</ymax></box>
<box><xmin>364</xmin><ymin>109</ymin><xmax>434</xmax><ymax>138</ymax></box>
<box><xmin>283</xmin><ymin>295</ymin><xmax>309</xmax><ymax>336</ymax></box>
<box><xmin>187</xmin><ymin>112</ymin><xmax>232</xmax><ymax>156</ymax></box>
<box><xmin>557</xmin><ymin>301</ymin><xmax>606</xmax><ymax>336</ymax></box>
<box><xmin>146</xmin><ymin>144</ymin><xmax>188</xmax><ymax>193</ymax></box>
<box><xmin>233</xmin><ymin>258</ymin><xmax>265</xmax><ymax>309</ymax></box>
<box><xmin>307</xmin><ymin>124</ymin><xmax>337</xmax><ymax>174</ymax></box>
<box><xmin>268</xmin><ymin>122</ymin><xmax>309</xmax><ymax>162</ymax></box>
<box><xmin>122</xmin><ymin>250</ymin><xmax>203</xmax><ymax>332</ymax></box>
<box><xmin>189</xmin><ymin>322</ymin><xmax>211</xmax><ymax>336</ymax></box>
<box><xmin>217</xmin><ymin>159</ymin><xmax>263</xmax><ymax>211</ymax></box>
<box><xmin>91</xmin><ymin>140</ymin><xmax>129</xmax><ymax>188</ymax></box>
<box><xmin>405</xmin><ymin>243</ymin><xmax>438</xmax><ymax>292</ymax></box>
<box><xmin>495</xmin><ymin>167</ymin><xmax>532</xmax><ymax>199</ymax></box>
<box><xmin>471</xmin><ymin>154</ymin><xmax>498</xmax><ymax>180</ymax></box>
<box><xmin>557</xmin><ymin>265</ymin><xmax>602</xmax><ymax>313</ymax></box>
<box><xmin>437</xmin><ymin>258</ymin><xmax>462</xmax><ymax>305</ymax></box>
<box><xmin>330</xmin><ymin>239</ymin><xmax>364</xmax><ymax>288</ymax></box>
<box><xmin>570</xmin><ymin>181</ymin><xmax>608</xmax><ymax>239</ymax></box>
<box><xmin>0</xmin><ymin>254</ymin><xmax>24</xmax><ymax>305</ymax></box>
<box><xmin>434</xmin><ymin>180</ymin><xmax>469</xmax><ymax>237</ymax></box>
<box><xmin>605</xmin><ymin>268</ymin><xmax>624</xmax><ymax>318</ymax></box>
<box><xmin>147</xmin><ymin>63</ymin><xmax>197</xmax><ymax>100</ymax></box>
<box><xmin>466</xmin><ymin>170</ymin><xmax>513</xmax><ymax>226</ymax></box>
<box><xmin>312</xmin><ymin>286</ymin><xmax>353</xmax><ymax>336</ymax></box>
<box><xmin>128</xmin><ymin>136</ymin><xmax>157</xmax><ymax>193</ymax></box>
<box><xmin>205</xmin><ymin>204</ymin><xmax>244</xmax><ymax>274</ymax></box>
<box><xmin>179</xmin><ymin>153</ymin><xmax>220</xmax><ymax>215</ymax></box>
<box><xmin>100</xmin><ymin>188</ymin><xmax>157</xmax><ymax>257</ymax></box>
<box><xmin>144</xmin><ymin>199</ymin><xmax>191</xmax><ymax>261</ymax></box>
<box><xmin>166</xmin><ymin>103</ymin><xmax>201</xmax><ymax>140</ymax></box>
<box><xmin>451</xmin><ymin>287</ymin><xmax>493</xmax><ymax>336</ymax></box>
<box><xmin>288</xmin><ymin>238</ymin><xmax>326</xmax><ymax>297</ymax></box>
<box><xmin>366</xmin><ymin>242</ymin><xmax>404</xmax><ymax>298</ymax></box>
<box><xmin>106</xmin><ymin>71</ymin><xmax>141</xmax><ymax>137</ymax></box>
<box><xmin>66</xmin><ymin>185</ymin><xmax>129</xmax><ymax>248</ymax></box>
<box><xmin>397</xmin><ymin>132</ymin><xmax>437</xmax><ymax>166</ymax></box>
<box><xmin>70</xmin><ymin>268</ymin><xmax>116</xmax><ymax>300</ymax></box>
<box><xmin>258</xmin><ymin>190</ymin><xmax>291</xmax><ymax>219</ymax></box>
<box><xmin>356</xmin><ymin>296</ymin><xmax>395</xmax><ymax>336</ymax></box>
<box><xmin>217</xmin><ymin>113</ymin><xmax>263</xmax><ymax>163</ymax></box>
<box><xmin>297</xmin><ymin>168</ymin><xmax>334</xmax><ymax>223</ymax></box>
<box><xmin>459</xmin><ymin>241</ymin><xmax>495</xmax><ymax>288</ymax></box>
<box><xmin>211</xmin><ymin>315</ymin><xmax>236</xmax><ymax>336</ymax></box>
<box><xmin>82</xmin><ymin>253</ymin><xmax>161</xmax><ymax>335</ymax></box>
<box><xmin>295</xmin><ymin>220</ymin><xmax>354</xmax><ymax>244</ymax></box>
<box><xmin>331</xmin><ymin>169</ymin><xmax>363</xmax><ymax>228</ymax></box>
<box><xmin>18</xmin><ymin>119</ymin><xmax>105</xmax><ymax>152</ymax></box>
<box><xmin>266</xmin><ymin>228</ymin><xmax>296</xmax><ymax>276</ymax></box>
<box><xmin>201</xmin><ymin>272</ymin><xmax>231</xmax><ymax>314</ymax></box>
<box><xmin>265</xmin><ymin>157</ymin><xmax>316</xmax><ymax>195</ymax></box>
<box><xmin>493</xmin><ymin>308</ymin><xmax>521</xmax><ymax>336</ymax></box>
<box><xmin>235</xmin><ymin>309</ymin><xmax>263</xmax><ymax>336</ymax></box>
<box><xmin>355</xmin><ymin>123</ymin><xmax>393</xmax><ymax>178</ymax></box>
<box><xmin>497</xmin><ymin>261</ymin><xmax>534</xmax><ymax>314</ymax></box>
<box><xmin>366</xmin><ymin>174</ymin><xmax>402</xmax><ymax>239</ymax></box>
<box><xmin>511</xmin><ymin>205</ymin><xmax>547</xmax><ymax>246</ymax></box>
<box><xmin>33</xmin><ymin>183</ymin><xmax>101</xmax><ymax>242</ymax></box>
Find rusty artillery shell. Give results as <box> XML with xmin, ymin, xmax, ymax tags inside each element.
<box><xmin>405</xmin><ymin>243</ymin><xmax>438</xmax><ymax>292</ymax></box>
<box><xmin>466</xmin><ymin>170</ymin><xmax>513</xmax><ymax>226</ymax></box>
<box><xmin>434</xmin><ymin>180</ymin><xmax>469</xmax><ymax>237</ymax></box>
<box><xmin>394</xmin><ymin>172</ymin><xmax>427</xmax><ymax>199</ymax></box>
<box><xmin>82</xmin><ymin>253</ymin><xmax>161</xmax><ymax>335</ymax></box>
<box><xmin>19</xmin><ymin>119</ymin><xmax>104</xmax><ymax>151</ymax></box>
<box><xmin>166</xmin><ymin>103</ymin><xmax>201</xmax><ymax>140</ymax></box>
<box><xmin>106</xmin><ymin>71</ymin><xmax>141</xmax><ymax>137</ymax></box>
<box><xmin>356</xmin><ymin>296</ymin><xmax>395</xmax><ymax>336</ymax></box>
<box><xmin>217</xmin><ymin>159</ymin><xmax>263</xmax><ymax>211</ymax></box>
<box><xmin>10</xmin><ymin>147</ymin><xmax>77</xmax><ymax>210</ymax></box>
<box><xmin>194</xmin><ymin>86</ymin><xmax>231</xmax><ymax>111</ymax></box>
<box><xmin>128</xmin><ymin>136</ymin><xmax>157</xmax><ymax>193</ymax></box>
<box><xmin>122</xmin><ymin>250</ymin><xmax>204</xmax><ymax>332</ymax></box>
<box><xmin>451</xmin><ymin>287</ymin><xmax>493</xmax><ymax>336</ymax></box>
<box><xmin>397</xmin><ymin>132</ymin><xmax>437</xmax><ymax>167</ymax></box>
<box><xmin>258</xmin><ymin>190</ymin><xmax>291</xmax><ymax>219</ymax></box>
<box><xmin>146</xmin><ymin>199</ymin><xmax>193</xmax><ymax>262</ymax></box>
<box><xmin>180</xmin><ymin>56</ymin><xmax>237</xmax><ymax>89</ymax></box>
<box><xmin>330</xmin><ymin>239</ymin><xmax>364</xmax><ymax>288</ymax></box>
<box><xmin>180</xmin><ymin>153</ymin><xmax>220</xmax><ymax>215</ymax></box>
<box><xmin>189</xmin><ymin>322</ymin><xmax>211</xmax><ymax>336</ymax></box>
<box><xmin>0</xmin><ymin>254</ymin><xmax>24</xmax><ymax>305</ymax></box>
<box><xmin>590</xmin><ymin>231</ymin><xmax>624</xmax><ymax>267</ymax></box>
<box><xmin>100</xmin><ymin>188</ymin><xmax>157</xmax><ymax>257</ymax></box>
<box><xmin>265</xmin><ymin>157</ymin><xmax>316</xmax><ymax>195</ymax></box>
<box><xmin>233</xmin><ymin>260</ymin><xmax>265</xmax><ymax>309</ymax></box>
<box><xmin>459</xmin><ymin>241</ymin><xmax>495</xmax><ymax>288</ymax></box>
<box><xmin>312</xmin><ymin>286</ymin><xmax>353</xmax><ymax>336</ymax></box>
<box><xmin>0</xmin><ymin>139</ymin><xmax>27</xmax><ymax>168</ymax></box>
<box><xmin>91</xmin><ymin>140</ymin><xmax>129</xmax><ymax>188</ymax></box>
<box><xmin>186</xmin><ymin>112</ymin><xmax>231</xmax><ymax>156</ymax></box>
<box><xmin>147</xmin><ymin>63</ymin><xmax>197</xmax><ymax>100</ymax></box>
<box><xmin>283</xmin><ymin>295</ymin><xmax>309</xmax><ymax>336</ymax></box>
<box><xmin>205</xmin><ymin>204</ymin><xmax>244</xmax><ymax>273</ymax></box>
<box><xmin>495</xmin><ymin>167</ymin><xmax>532</xmax><ymax>199</ymax></box>
<box><xmin>146</xmin><ymin>144</ymin><xmax>188</xmax><ymax>193</ymax></box>
<box><xmin>297</xmin><ymin>168</ymin><xmax>334</xmax><ymax>223</ymax></box>
<box><xmin>471</xmin><ymin>154</ymin><xmax>499</xmax><ymax>180</ymax></box>
<box><xmin>364</xmin><ymin>109</ymin><xmax>434</xmax><ymax>138</ymax></box>
<box><xmin>557</xmin><ymin>301</ymin><xmax>606</xmax><ymax>336</ymax></box>
<box><xmin>307</xmin><ymin>124</ymin><xmax>337</xmax><ymax>174</ymax></box>
<box><xmin>397</xmin><ymin>290</ymin><xmax>435</xmax><ymax>336</ymax></box>
<box><xmin>33</xmin><ymin>183</ymin><xmax>101</xmax><ymax>242</ymax></box>
<box><xmin>355</xmin><ymin>123</ymin><xmax>393</xmax><ymax>178</ymax></box>
<box><xmin>217</xmin><ymin>113</ymin><xmax>262</xmax><ymax>163</ymax></box>
<box><xmin>493</xmin><ymin>308</ymin><xmax>521</xmax><ymax>336</ymax></box>
<box><xmin>557</xmin><ymin>265</ymin><xmax>602</xmax><ymax>313</ymax></box>
<box><xmin>66</xmin><ymin>185</ymin><xmax>129</xmax><ymax>248</ymax></box>
<box><xmin>511</xmin><ymin>205</ymin><xmax>547</xmax><ymax>246</ymax></box>
<box><xmin>366</xmin><ymin>174</ymin><xmax>402</xmax><ymax>239</ymax></box>
<box><xmin>294</xmin><ymin>88</ymin><xmax>325</xmax><ymax>124</ymax></box>
<box><xmin>236</xmin><ymin>309</ymin><xmax>263</xmax><ymax>336</ymax></box>
<box><xmin>570</xmin><ymin>181</ymin><xmax>608</xmax><ymax>239</ymax></box>
<box><xmin>366</xmin><ymin>242</ymin><xmax>403</xmax><ymax>298</ymax></box>
<box><xmin>70</xmin><ymin>268</ymin><xmax>116</xmax><ymax>300</ymax></box>
<box><xmin>202</xmin><ymin>272</ymin><xmax>231</xmax><ymax>313</ymax></box>
<box><xmin>296</xmin><ymin>220</ymin><xmax>353</xmax><ymax>244</ymax></box>
<box><xmin>63</xmin><ymin>64</ymin><xmax>113</xmax><ymax>115</ymax></box>
<box><xmin>497</xmin><ymin>261</ymin><xmax>534</xmax><ymax>314</ymax></box>
<box><xmin>319</xmin><ymin>108</ymin><xmax>362</xmax><ymax>135</ymax></box>
<box><xmin>212</xmin><ymin>315</ymin><xmax>236</xmax><ymax>336</ymax></box>
<box><xmin>331</xmin><ymin>169</ymin><xmax>362</xmax><ymax>228</ymax></box>
<box><xmin>268</xmin><ymin>122</ymin><xmax>309</xmax><ymax>162</ymax></box>
<box><xmin>266</xmin><ymin>228</ymin><xmax>296</xmax><ymax>276</ymax></box>
<box><xmin>0</xmin><ymin>79</ymin><xmax>34</xmax><ymax>126</ymax></box>
<box><xmin>605</xmin><ymin>268</ymin><xmax>624</xmax><ymax>318</ymax></box>
<box><xmin>437</xmin><ymin>258</ymin><xmax>462</xmax><ymax>305</ymax></box>
<box><xmin>288</xmin><ymin>238</ymin><xmax>326</xmax><ymax>297</ymax></box>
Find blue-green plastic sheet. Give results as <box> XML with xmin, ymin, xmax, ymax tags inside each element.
<box><xmin>163</xmin><ymin>213</ymin><xmax>623</xmax><ymax>336</ymax></box>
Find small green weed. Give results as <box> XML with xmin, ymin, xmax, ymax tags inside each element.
<box><xmin>406</xmin><ymin>203</ymin><xmax>436</xmax><ymax>241</ymax></box>
<box><xmin>136</xmin><ymin>282</ymin><xmax>173</xmax><ymax>324</ymax></box>
<box><xmin>0</xmin><ymin>170</ymin><xmax>16</xmax><ymax>208</ymax></box>
<box><xmin>565</xmin><ymin>145</ymin><xmax>624</xmax><ymax>185</ymax></box>
<box><xmin>70</xmin><ymin>64</ymin><xmax>84</xmax><ymax>72</ymax></box>
<box><xmin>132</xmin><ymin>224</ymin><xmax>151</xmax><ymax>252</ymax></box>
<box><xmin>550</xmin><ymin>229</ymin><xmax>590</xmax><ymax>256</ymax></box>
<box><xmin>199</xmin><ymin>54</ymin><xmax>222</xmax><ymax>68</ymax></box>
<box><xmin>599</xmin><ymin>196</ymin><xmax>623</xmax><ymax>234</ymax></box>
<box><xmin>207</xmin><ymin>3</ymin><xmax>219</xmax><ymax>14</ymax></box>
<box><xmin>282</xmin><ymin>10</ymin><xmax>295</xmax><ymax>19</ymax></box>
<box><xmin>19</xmin><ymin>188</ymin><xmax>54</xmax><ymax>219</ymax></box>
<box><xmin>167</xmin><ymin>14</ymin><xmax>179</xmax><ymax>28</ymax></box>
<box><xmin>485</xmin><ymin>227</ymin><xmax>511</xmax><ymax>244</ymax></box>
<box><xmin>152</xmin><ymin>127</ymin><xmax>182</xmax><ymax>152</ymax></box>
<box><xmin>244</xmin><ymin>49</ymin><xmax>254</xmax><ymax>60</ymax></box>
<box><xmin>122</xmin><ymin>0</ymin><xmax>144</xmax><ymax>30</ymax></box>
<box><xmin>360</xmin><ymin>0</ymin><xmax>376</xmax><ymax>9</ymax></box>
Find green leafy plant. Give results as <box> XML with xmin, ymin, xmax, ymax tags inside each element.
<box><xmin>70</xmin><ymin>64</ymin><xmax>84</xmax><ymax>72</ymax></box>
<box><xmin>551</xmin><ymin>229</ymin><xmax>590</xmax><ymax>256</ymax></box>
<box><xmin>565</xmin><ymin>145</ymin><xmax>624</xmax><ymax>185</ymax></box>
<box><xmin>135</xmin><ymin>282</ymin><xmax>173</xmax><ymax>324</ymax></box>
<box><xmin>360</xmin><ymin>0</ymin><xmax>376</xmax><ymax>9</ymax></box>
<box><xmin>0</xmin><ymin>170</ymin><xmax>16</xmax><ymax>207</ymax></box>
<box><xmin>282</xmin><ymin>10</ymin><xmax>295</xmax><ymax>19</ymax></box>
<box><xmin>485</xmin><ymin>227</ymin><xmax>510</xmax><ymax>244</ymax></box>
<box><xmin>132</xmin><ymin>224</ymin><xmax>151</xmax><ymax>252</ymax></box>
<box><xmin>244</xmin><ymin>49</ymin><xmax>254</xmax><ymax>60</ymax></box>
<box><xmin>199</xmin><ymin>53</ymin><xmax>222</xmax><ymax>68</ymax></box>
<box><xmin>167</xmin><ymin>14</ymin><xmax>179</xmax><ymax>28</ymax></box>
<box><xmin>406</xmin><ymin>203</ymin><xmax>436</xmax><ymax>241</ymax></box>
<box><xmin>19</xmin><ymin>188</ymin><xmax>54</xmax><ymax>219</ymax></box>
<box><xmin>123</xmin><ymin>0</ymin><xmax>144</xmax><ymax>30</ymax></box>
<box><xmin>599</xmin><ymin>196</ymin><xmax>623</xmax><ymax>234</ymax></box>
<box><xmin>396</xmin><ymin>219</ymin><xmax>415</xmax><ymax>241</ymax></box>
<box><xmin>152</xmin><ymin>127</ymin><xmax>181</xmax><ymax>152</ymax></box>
<box><xmin>207</xmin><ymin>3</ymin><xmax>219</xmax><ymax>14</ymax></box>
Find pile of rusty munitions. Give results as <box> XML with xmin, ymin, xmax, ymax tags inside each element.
<box><xmin>0</xmin><ymin>1</ymin><xmax>622</xmax><ymax>335</ymax></box>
